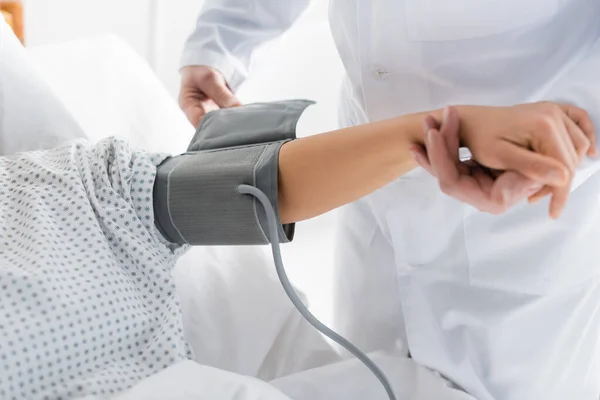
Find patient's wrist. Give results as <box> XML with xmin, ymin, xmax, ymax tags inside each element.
<box><xmin>396</xmin><ymin>108</ymin><xmax>444</xmax><ymax>147</ymax></box>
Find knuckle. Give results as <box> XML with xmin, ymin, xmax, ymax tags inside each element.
<box><xmin>200</xmin><ymin>68</ymin><xmax>219</xmax><ymax>83</ymax></box>
<box><xmin>578</xmin><ymin>140</ymin><xmax>590</xmax><ymax>156</ymax></box>
<box><xmin>536</xmin><ymin>101</ymin><xmax>556</xmax><ymax>114</ymax></box>
<box><xmin>526</xmin><ymin>160</ymin><xmax>544</xmax><ymax>177</ymax></box>
<box><xmin>569</xmin><ymin>104</ymin><xmax>587</xmax><ymax>118</ymax></box>
<box><xmin>439</xmin><ymin>181</ymin><xmax>453</xmax><ymax>195</ymax></box>
<box><xmin>544</xmin><ymin>102</ymin><xmax>562</xmax><ymax>116</ymax></box>
<box><xmin>533</xmin><ymin>114</ymin><xmax>556</xmax><ymax>132</ymax></box>
<box><xmin>576</xmin><ymin>108</ymin><xmax>589</xmax><ymax>120</ymax></box>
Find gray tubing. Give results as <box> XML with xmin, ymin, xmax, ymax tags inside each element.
<box><xmin>238</xmin><ymin>184</ymin><xmax>397</xmax><ymax>400</ymax></box>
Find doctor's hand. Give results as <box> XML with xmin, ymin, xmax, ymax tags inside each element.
<box><xmin>179</xmin><ymin>66</ymin><xmax>242</xmax><ymax>128</ymax></box>
<box><xmin>458</xmin><ymin>102</ymin><xmax>595</xmax><ymax>218</ymax></box>
<box><xmin>412</xmin><ymin>107</ymin><xmax>542</xmax><ymax>215</ymax></box>
<box><xmin>413</xmin><ymin>103</ymin><xmax>596</xmax><ymax>218</ymax></box>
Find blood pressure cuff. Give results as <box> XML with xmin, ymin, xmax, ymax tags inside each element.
<box><xmin>153</xmin><ymin>99</ymin><xmax>314</xmax><ymax>246</ymax></box>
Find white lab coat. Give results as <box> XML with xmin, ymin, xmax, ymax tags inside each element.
<box><xmin>183</xmin><ymin>1</ymin><xmax>600</xmax><ymax>399</ymax></box>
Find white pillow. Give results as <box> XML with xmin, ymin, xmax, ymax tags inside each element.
<box><xmin>0</xmin><ymin>18</ymin><xmax>86</xmax><ymax>155</ymax></box>
<box><xmin>28</xmin><ymin>35</ymin><xmax>195</xmax><ymax>155</ymax></box>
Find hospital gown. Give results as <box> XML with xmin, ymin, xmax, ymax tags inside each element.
<box><xmin>0</xmin><ymin>137</ymin><xmax>190</xmax><ymax>399</ymax></box>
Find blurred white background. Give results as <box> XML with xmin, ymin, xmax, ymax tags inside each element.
<box><xmin>23</xmin><ymin>0</ymin><xmax>343</xmax><ymax>131</ymax></box>
<box><xmin>23</xmin><ymin>0</ymin><xmax>345</xmax><ymax>323</ymax></box>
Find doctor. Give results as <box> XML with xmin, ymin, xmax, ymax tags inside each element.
<box><xmin>179</xmin><ymin>1</ymin><xmax>600</xmax><ymax>399</ymax></box>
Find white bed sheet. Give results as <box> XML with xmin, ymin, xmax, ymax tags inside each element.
<box><xmin>110</xmin><ymin>360</ymin><xmax>294</xmax><ymax>400</ymax></box>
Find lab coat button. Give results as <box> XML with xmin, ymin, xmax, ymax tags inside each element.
<box><xmin>372</xmin><ymin>68</ymin><xmax>390</xmax><ymax>79</ymax></box>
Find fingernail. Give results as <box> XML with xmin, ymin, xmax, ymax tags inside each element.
<box><xmin>442</xmin><ymin>107</ymin><xmax>450</xmax><ymax>125</ymax></box>
<box><xmin>409</xmin><ymin>149</ymin><xmax>418</xmax><ymax>160</ymax></box>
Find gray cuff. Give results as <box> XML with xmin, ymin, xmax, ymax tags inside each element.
<box><xmin>154</xmin><ymin>141</ymin><xmax>292</xmax><ymax>246</ymax></box>
<box><xmin>153</xmin><ymin>99</ymin><xmax>314</xmax><ymax>246</ymax></box>
<box><xmin>188</xmin><ymin>100</ymin><xmax>315</xmax><ymax>151</ymax></box>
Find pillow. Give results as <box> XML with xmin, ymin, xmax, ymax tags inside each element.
<box><xmin>0</xmin><ymin>18</ymin><xmax>86</xmax><ymax>155</ymax></box>
<box><xmin>28</xmin><ymin>35</ymin><xmax>195</xmax><ymax>155</ymax></box>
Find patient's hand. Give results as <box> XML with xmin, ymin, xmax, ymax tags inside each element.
<box><xmin>412</xmin><ymin>103</ymin><xmax>596</xmax><ymax>218</ymax></box>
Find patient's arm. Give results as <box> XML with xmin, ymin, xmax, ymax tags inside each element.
<box><xmin>279</xmin><ymin>102</ymin><xmax>594</xmax><ymax>222</ymax></box>
<box><xmin>153</xmin><ymin>101</ymin><xmax>593</xmax><ymax>246</ymax></box>
<box><xmin>277</xmin><ymin>113</ymin><xmax>426</xmax><ymax>223</ymax></box>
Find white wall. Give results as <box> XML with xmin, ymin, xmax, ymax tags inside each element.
<box><xmin>24</xmin><ymin>1</ymin><xmax>343</xmax><ymax>128</ymax></box>
<box><xmin>24</xmin><ymin>0</ymin><xmax>153</xmax><ymax>60</ymax></box>
<box><xmin>24</xmin><ymin>0</ymin><xmax>344</xmax><ymax>143</ymax></box>
<box><xmin>24</xmin><ymin>0</ymin><xmax>345</xmax><ymax>323</ymax></box>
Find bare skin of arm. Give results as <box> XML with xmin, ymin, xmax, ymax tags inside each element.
<box><xmin>278</xmin><ymin>103</ymin><xmax>595</xmax><ymax>224</ymax></box>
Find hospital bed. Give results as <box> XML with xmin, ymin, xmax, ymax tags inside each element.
<box><xmin>6</xmin><ymin>13</ymin><xmax>473</xmax><ymax>398</ymax></box>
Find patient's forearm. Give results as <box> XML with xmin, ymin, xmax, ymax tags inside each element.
<box><xmin>278</xmin><ymin>112</ymin><xmax>435</xmax><ymax>223</ymax></box>
<box><xmin>153</xmin><ymin>103</ymin><xmax>439</xmax><ymax>246</ymax></box>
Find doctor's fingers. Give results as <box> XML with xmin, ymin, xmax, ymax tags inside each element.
<box><xmin>563</xmin><ymin>113</ymin><xmax>592</xmax><ymax>161</ymax></box>
<box><xmin>492</xmin><ymin>141</ymin><xmax>570</xmax><ymax>188</ymax></box>
<box><xmin>179</xmin><ymin>96</ymin><xmax>219</xmax><ymax>127</ymax></box>
<box><xmin>413</xmin><ymin>115</ymin><xmax>440</xmax><ymax>174</ymax></box>
<box><xmin>181</xmin><ymin>66</ymin><xmax>241</xmax><ymax>109</ymax></box>
<box><xmin>414</xmin><ymin>110</ymin><xmax>469</xmax><ymax>178</ymax></box>
<box><xmin>528</xmin><ymin>185</ymin><xmax>553</xmax><ymax>204</ymax></box>
<box><xmin>195</xmin><ymin>70</ymin><xmax>241</xmax><ymax>109</ymax></box>
<box><xmin>412</xmin><ymin>144</ymin><xmax>507</xmax><ymax>213</ymax></box>
<box><xmin>425</xmin><ymin>128</ymin><xmax>460</xmax><ymax>186</ymax></box>
<box><xmin>525</xmin><ymin>132</ymin><xmax>574</xmax><ymax>217</ymax></box>
<box><xmin>560</xmin><ymin>103</ymin><xmax>597</xmax><ymax>156</ymax></box>
<box><xmin>413</xmin><ymin>113</ymin><xmax>456</xmax><ymax>174</ymax></box>
<box><xmin>534</xmin><ymin>116</ymin><xmax>582</xmax><ymax>218</ymax></box>
<box><xmin>423</xmin><ymin>107</ymin><xmax>461</xmax><ymax>151</ymax></box>
<box><xmin>424</xmin><ymin>129</ymin><xmax>492</xmax><ymax>208</ymax></box>
<box><xmin>526</xmin><ymin>183</ymin><xmax>571</xmax><ymax>219</ymax></box>
<box><xmin>413</xmin><ymin>114</ymin><xmax>470</xmax><ymax>178</ymax></box>
<box><xmin>489</xmin><ymin>171</ymin><xmax>541</xmax><ymax>214</ymax></box>
<box><xmin>201</xmin><ymin>80</ymin><xmax>241</xmax><ymax>110</ymax></box>
<box><xmin>440</xmin><ymin>107</ymin><xmax>461</xmax><ymax>153</ymax></box>
<box><xmin>547</xmin><ymin>185</ymin><xmax>571</xmax><ymax>219</ymax></box>
<box><xmin>494</xmin><ymin>140</ymin><xmax>572</xmax><ymax>218</ymax></box>
<box><xmin>424</xmin><ymin>108</ymin><xmax>462</xmax><ymax>174</ymax></box>
<box><xmin>411</xmin><ymin>144</ymin><xmax>469</xmax><ymax>179</ymax></box>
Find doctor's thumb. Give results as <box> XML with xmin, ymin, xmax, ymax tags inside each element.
<box><xmin>182</xmin><ymin>106</ymin><xmax>205</xmax><ymax>129</ymax></box>
<box><xmin>203</xmin><ymin>80</ymin><xmax>242</xmax><ymax>109</ymax></box>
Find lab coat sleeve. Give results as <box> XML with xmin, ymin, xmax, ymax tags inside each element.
<box><xmin>543</xmin><ymin>37</ymin><xmax>600</xmax><ymax>189</ymax></box>
<box><xmin>182</xmin><ymin>0</ymin><xmax>312</xmax><ymax>90</ymax></box>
